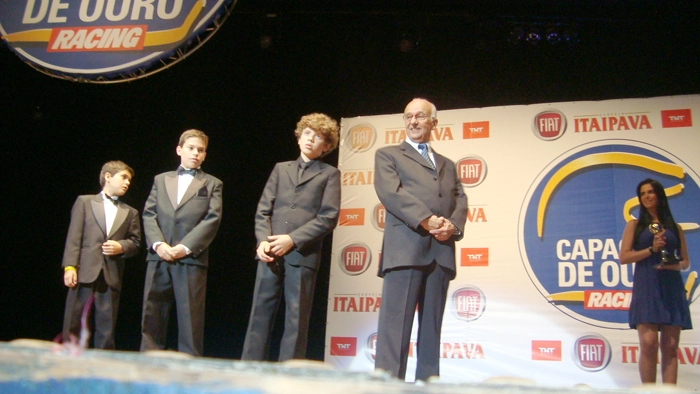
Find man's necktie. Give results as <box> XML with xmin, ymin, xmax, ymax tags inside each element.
<box><xmin>178</xmin><ymin>167</ymin><xmax>197</xmax><ymax>176</ymax></box>
<box><xmin>298</xmin><ymin>162</ymin><xmax>307</xmax><ymax>183</ymax></box>
<box><xmin>418</xmin><ymin>143</ymin><xmax>436</xmax><ymax>170</ymax></box>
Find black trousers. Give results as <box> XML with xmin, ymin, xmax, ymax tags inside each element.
<box><xmin>140</xmin><ymin>261</ymin><xmax>207</xmax><ymax>356</ymax></box>
<box><xmin>374</xmin><ymin>261</ymin><xmax>451</xmax><ymax>381</ymax></box>
<box><xmin>62</xmin><ymin>271</ymin><xmax>120</xmax><ymax>349</ymax></box>
<box><xmin>241</xmin><ymin>259</ymin><xmax>317</xmax><ymax>361</ymax></box>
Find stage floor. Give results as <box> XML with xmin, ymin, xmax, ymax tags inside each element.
<box><xmin>0</xmin><ymin>340</ymin><xmax>690</xmax><ymax>393</ymax></box>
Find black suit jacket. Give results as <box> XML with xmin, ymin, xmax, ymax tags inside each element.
<box><xmin>255</xmin><ymin>159</ymin><xmax>340</xmax><ymax>270</ymax></box>
<box><xmin>62</xmin><ymin>194</ymin><xmax>141</xmax><ymax>290</ymax></box>
<box><xmin>374</xmin><ymin>141</ymin><xmax>468</xmax><ymax>277</ymax></box>
<box><xmin>143</xmin><ymin>170</ymin><xmax>223</xmax><ymax>266</ymax></box>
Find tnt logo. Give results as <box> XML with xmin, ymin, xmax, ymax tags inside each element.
<box><xmin>339</xmin><ymin>243</ymin><xmax>371</xmax><ymax>276</ymax></box>
<box><xmin>365</xmin><ymin>332</ymin><xmax>378</xmax><ymax>362</ymax></box>
<box><xmin>330</xmin><ymin>337</ymin><xmax>357</xmax><ymax>356</ymax></box>
<box><xmin>573</xmin><ymin>334</ymin><xmax>611</xmax><ymax>372</ymax></box>
<box><xmin>457</xmin><ymin>155</ymin><xmax>487</xmax><ymax>187</ymax></box>
<box><xmin>462</xmin><ymin>121</ymin><xmax>490</xmax><ymax>139</ymax></box>
<box><xmin>532</xmin><ymin>340</ymin><xmax>562</xmax><ymax>361</ymax></box>
<box><xmin>339</xmin><ymin>208</ymin><xmax>365</xmax><ymax>226</ymax></box>
<box><xmin>372</xmin><ymin>203</ymin><xmax>386</xmax><ymax>231</ymax></box>
<box><xmin>532</xmin><ymin>109</ymin><xmax>567</xmax><ymax>141</ymax></box>
<box><xmin>461</xmin><ymin>248</ymin><xmax>489</xmax><ymax>267</ymax></box>
<box><xmin>344</xmin><ymin>124</ymin><xmax>376</xmax><ymax>152</ymax></box>
<box><xmin>661</xmin><ymin>109</ymin><xmax>693</xmax><ymax>128</ymax></box>
<box><xmin>451</xmin><ymin>286</ymin><xmax>486</xmax><ymax>322</ymax></box>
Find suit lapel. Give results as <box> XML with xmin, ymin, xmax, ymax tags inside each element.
<box><xmin>178</xmin><ymin>173</ymin><xmax>206</xmax><ymax>208</ymax></box>
<box><xmin>165</xmin><ymin>172</ymin><xmax>178</xmax><ymax>210</ymax></box>
<box><xmin>284</xmin><ymin>161</ymin><xmax>297</xmax><ymax>185</ymax></box>
<box><xmin>432</xmin><ymin>149</ymin><xmax>445</xmax><ymax>174</ymax></box>
<box><xmin>109</xmin><ymin>206</ymin><xmax>128</xmax><ymax>238</ymax></box>
<box><xmin>299</xmin><ymin>161</ymin><xmax>321</xmax><ymax>185</ymax></box>
<box><xmin>400</xmin><ymin>140</ymin><xmax>434</xmax><ymax>171</ymax></box>
<box><xmin>90</xmin><ymin>195</ymin><xmax>107</xmax><ymax>237</ymax></box>
<box><xmin>284</xmin><ymin>159</ymin><xmax>322</xmax><ymax>186</ymax></box>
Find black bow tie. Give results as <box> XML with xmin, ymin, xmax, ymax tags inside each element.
<box><xmin>178</xmin><ymin>167</ymin><xmax>197</xmax><ymax>176</ymax></box>
<box><xmin>105</xmin><ymin>196</ymin><xmax>118</xmax><ymax>206</ymax></box>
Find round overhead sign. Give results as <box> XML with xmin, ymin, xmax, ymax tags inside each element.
<box><xmin>0</xmin><ymin>0</ymin><xmax>235</xmax><ymax>82</ymax></box>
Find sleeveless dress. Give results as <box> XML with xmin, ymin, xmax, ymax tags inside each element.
<box><xmin>628</xmin><ymin>226</ymin><xmax>693</xmax><ymax>329</ymax></box>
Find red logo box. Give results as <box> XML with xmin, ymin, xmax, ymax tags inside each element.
<box><xmin>661</xmin><ymin>109</ymin><xmax>692</xmax><ymax>128</ymax></box>
<box><xmin>330</xmin><ymin>337</ymin><xmax>357</xmax><ymax>356</ymax></box>
<box><xmin>532</xmin><ymin>340</ymin><xmax>562</xmax><ymax>361</ymax></box>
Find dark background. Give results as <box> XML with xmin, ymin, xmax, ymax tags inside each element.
<box><xmin>1</xmin><ymin>0</ymin><xmax>699</xmax><ymax>361</ymax></box>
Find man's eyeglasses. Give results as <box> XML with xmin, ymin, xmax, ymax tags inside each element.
<box><xmin>403</xmin><ymin>113</ymin><xmax>430</xmax><ymax>122</ymax></box>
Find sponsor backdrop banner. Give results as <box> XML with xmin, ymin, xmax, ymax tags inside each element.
<box><xmin>326</xmin><ymin>95</ymin><xmax>700</xmax><ymax>389</ymax></box>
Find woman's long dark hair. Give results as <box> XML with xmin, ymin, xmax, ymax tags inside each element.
<box><xmin>633</xmin><ymin>178</ymin><xmax>681</xmax><ymax>249</ymax></box>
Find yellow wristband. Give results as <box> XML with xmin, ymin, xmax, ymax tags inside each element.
<box><xmin>64</xmin><ymin>266</ymin><xmax>77</xmax><ymax>272</ymax></box>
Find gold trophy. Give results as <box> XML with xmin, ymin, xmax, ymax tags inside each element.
<box><xmin>648</xmin><ymin>223</ymin><xmax>679</xmax><ymax>265</ymax></box>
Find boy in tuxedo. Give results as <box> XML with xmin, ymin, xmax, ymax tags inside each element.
<box><xmin>140</xmin><ymin>129</ymin><xmax>223</xmax><ymax>356</ymax></box>
<box><xmin>241</xmin><ymin>113</ymin><xmax>340</xmax><ymax>361</ymax></box>
<box><xmin>62</xmin><ymin>160</ymin><xmax>142</xmax><ymax>349</ymax></box>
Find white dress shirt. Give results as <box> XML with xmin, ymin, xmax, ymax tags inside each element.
<box><xmin>177</xmin><ymin>167</ymin><xmax>195</xmax><ymax>204</ymax></box>
<box><xmin>102</xmin><ymin>192</ymin><xmax>118</xmax><ymax>236</ymax></box>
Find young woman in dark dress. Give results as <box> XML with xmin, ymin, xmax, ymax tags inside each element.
<box><xmin>619</xmin><ymin>178</ymin><xmax>692</xmax><ymax>384</ymax></box>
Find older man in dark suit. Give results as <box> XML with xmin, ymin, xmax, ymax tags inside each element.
<box><xmin>373</xmin><ymin>98</ymin><xmax>468</xmax><ymax>381</ymax></box>
<box><xmin>140</xmin><ymin>129</ymin><xmax>223</xmax><ymax>357</ymax></box>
